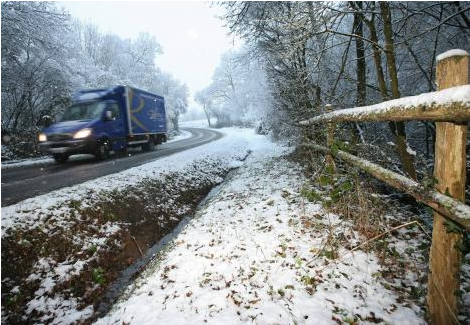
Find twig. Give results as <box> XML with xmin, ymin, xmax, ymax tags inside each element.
<box><xmin>430</xmin><ymin>276</ymin><xmax>460</xmax><ymax>324</ymax></box>
<box><xmin>306</xmin><ymin>220</ymin><xmax>418</xmax><ymax>268</ymax></box>
<box><xmin>348</xmin><ymin>220</ymin><xmax>418</xmax><ymax>254</ymax></box>
<box><xmin>131</xmin><ymin>235</ymin><xmax>144</xmax><ymax>257</ymax></box>
<box><xmin>258</xmin><ymin>245</ymin><xmax>267</xmax><ymax>261</ymax></box>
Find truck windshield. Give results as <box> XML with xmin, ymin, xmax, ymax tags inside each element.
<box><xmin>59</xmin><ymin>102</ymin><xmax>105</xmax><ymax>121</ymax></box>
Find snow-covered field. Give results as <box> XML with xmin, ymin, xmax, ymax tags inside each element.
<box><xmin>97</xmin><ymin>132</ymin><xmax>425</xmax><ymax>324</ymax></box>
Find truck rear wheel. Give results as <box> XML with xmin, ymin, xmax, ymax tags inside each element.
<box><xmin>142</xmin><ymin>138</ymin><xmax>155</xmax><ymax>152</ymax></box>
<box><xmin>53</xmin><ymin>153</ymin><xmax>69</xmax><ymax>163</ymax></box>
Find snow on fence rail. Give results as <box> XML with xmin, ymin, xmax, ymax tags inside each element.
<box><xmin>300</xmin><ymin>49</ymin><xmax>469</xmax><ymax>325</ymax></box>
<box><xmin>299</xmin><ymin>84</ymin><xmax>470</xmax><ymax>125</ymax></box>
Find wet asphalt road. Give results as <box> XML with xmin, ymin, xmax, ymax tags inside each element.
<box><xmin>1</xmin><ymin>127</ymin><xmax>224</xmax><ymax>207</ymax></box>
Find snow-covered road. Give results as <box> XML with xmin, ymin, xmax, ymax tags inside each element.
<box><xmin>1</xmin><ymin>127</ymin><xmax>220</xmax><ymax>206</ymax></box>
<box><xmin>0</xmin><ymin>129</ymin><xmax>193</xmax><ymax>171</ymax></box>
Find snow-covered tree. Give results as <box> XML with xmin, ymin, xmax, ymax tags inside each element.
<box><xmin>220</xmin><ymin>1</ymin><xmax>470</xmax><ymax>172</ymax></box>
<box><xmin>1</xmin><ymin>1</ymin><xmax>189</xmax><ymax>148</ymax></box>
<box><xmin>1</xmin><ymin>1</ymin><xmax>70</xmax><ymax>133</ymax></box>
<box><xmin>196</xmin><ymin>47</ymin><xmax>271</xmax><ymax>128</ymax></box>
<box><xmin>157</xmin><ymin>72</ymin><xmax>189</xmax><ymax>131</ymax></box>
<box><xmin>194</xmin><ymin>86</ymin><xmax>216</xmax><ymax>127</ymax></box>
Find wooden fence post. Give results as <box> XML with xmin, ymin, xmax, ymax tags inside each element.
<box><xmin>326</xmin><ymin>104</ymin><xmax>336</xmax><ymax>173</ymax></box>
<box><xmin>427</xmin><ymin>50</ymin><xmax>469</xmax><ymax>324</ymax></box>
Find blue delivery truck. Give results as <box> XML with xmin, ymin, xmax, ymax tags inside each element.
<box><xmin>38</xmin><ymin>85</ymin><xmax>167</xmax><ymax>162</ymax></box>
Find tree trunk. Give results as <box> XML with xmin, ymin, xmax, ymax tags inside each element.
<box><xmin>365</xmin><ymin>12</ymin><xmax>388</xmax><ymax>100</ymax></box>
<box><xmin>353</xmin><ymin>4</ymin><xmax>366</xmax><ymax>107</ymax></box>
<box><xmin>172</xmin><ymin>114</ymin><xmax>179</xmax><ymax>132</ymax></box>
<box><xmin>380</xmin><ymin>1</ymin><xmax>417</xmax><ymax>181</ymax></box>
<box><xmin>314</xmin><ymin>85</ymin><xmax>321</xmax><ymax>108</ymax></box>
<box><xmin>203</xmin><ymin>104</ymin><xmax>212</xmax><ymax>127</ymax></box>
<box><xmin>351</xmin><ymin>4</ymin><xmax>366</xmax><ymax>146</ymax></box>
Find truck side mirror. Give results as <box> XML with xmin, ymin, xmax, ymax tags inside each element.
<box><xmin>105</xmin><ymin>110</ymin><xmax>113</xmax><ymax>121</ymax></box>
<box><xmin>42</xmin><ymin>115</ymin><xmax>54</xmax><ymax>127</ymax></box>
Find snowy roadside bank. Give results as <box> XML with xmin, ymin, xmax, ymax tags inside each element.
<box><xmin>98</xmin><ymin>136</ymin><xmax>427</xmax><ymax>324</ymax></box>
<box><xmin>1</xmin><ymin>128</ymin><xmax>257</xmax><ymax>324</ymax></box>
<box><xmin>1</xmin><ymin>155</ymin><xmax>56</xmax><ymax>170</ymax></box>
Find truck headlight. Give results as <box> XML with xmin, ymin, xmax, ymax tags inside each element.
<box><xmin>73</xmin><ymin>128</ymin><xmax>92</xmax><ymax>139</ymax></box>
<box><xmin>38</xmin><ymin>133</ymin><xmax>47</xmax><ymax>142</ymax></box>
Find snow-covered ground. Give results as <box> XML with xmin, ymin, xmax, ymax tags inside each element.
<box><xmin>1</xmin><ymin>127</ymin><xmax>256</xmax><ymax>324</ymax></box>
<box><xmin>166</xmin><ymin>129</ymin><xmax>192</xmax><ymax>143</ymax></box>
<box><xmin>4</xmin><ymin>125</ymin><xmax>466</xmax><ymax>324</ymax></box>
<box><xmin>97</xmin><ymin>132</ymin><xmax>425</xmax><ymax>324</ymax></box>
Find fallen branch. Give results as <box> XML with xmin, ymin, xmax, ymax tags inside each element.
<box><xmin>302</xmin><ymin>143</ymin><xmax>470</xmax><ymax>231</ymax></box>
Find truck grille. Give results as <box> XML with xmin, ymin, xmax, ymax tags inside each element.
<box><xmin>48</xmin><ymin>133</ymin><xmax>72</xmax><ymax>141</ymax></box>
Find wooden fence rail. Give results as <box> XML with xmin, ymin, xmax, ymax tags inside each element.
<box><xmin>299</xmin><ymin>85</ymin><xmax>470</xmax><ymax>125</ymax></box>
<box><xmin>299</xmin><ymin>49</ymin><xmax>469</xmax><ymax>325</ymax></box>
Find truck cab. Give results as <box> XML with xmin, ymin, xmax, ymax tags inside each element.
<box><xmin>38</xmin><ymin>86</ymin><xmax>166</xmax><ymax>163</ymax></box>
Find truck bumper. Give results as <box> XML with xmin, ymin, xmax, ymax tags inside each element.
<box><xmin>38</xmin><ymin>139</ymin><xmax>97</xmax><ymax>155</ymax></box>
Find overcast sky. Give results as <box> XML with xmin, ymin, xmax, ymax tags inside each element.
<box><xmin>59</xmin><ymin>1</ymin><xmax>241</xmax><ymax>108</ymax></box>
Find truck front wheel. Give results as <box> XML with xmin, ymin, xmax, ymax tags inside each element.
<box><xmin>95</xmin><ymin>140</ymin><xmax>111</xmax><ymax>160</ymax></box>
<box><xmin>53</xmin><ymin>153</ymin><xmax>69</xmax><ymax>163</ymax></box>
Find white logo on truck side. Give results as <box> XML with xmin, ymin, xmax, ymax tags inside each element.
<box><xmin>147</xmin><ymin>108</ymin><xmax>161</xmax><ymax>121</ymax></box>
